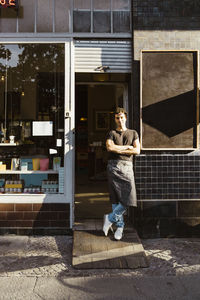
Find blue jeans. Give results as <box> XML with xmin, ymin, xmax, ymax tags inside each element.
<box><xmin>108</xmin><ymin>203</ymin><xmax>127</xmax><ymax>228</ymax></box>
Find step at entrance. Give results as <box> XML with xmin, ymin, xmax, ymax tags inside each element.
<box><xmin>72</xmin><ymin>219</ymin><xmax>149</xmax><ymax>269</ymax></box>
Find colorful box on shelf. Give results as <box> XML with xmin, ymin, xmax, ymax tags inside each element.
<box><xmin>5</xmin><ymin>184</ymin><xmax>23</xmax><ymax>189</ymax></box>
<box><xmin>0</xmin><ymin>164</ymin><xmax>6</xmax><ymax>171</ymax></box>
<box><xmin>20</xmin><ymin>158</ymin><xmax>33</xmax><ymax>171</ymax></box>
<box><xmin>53</xmin><ymin>157</ymin><xmax>61</xmax><ymax>171</ymax></box>
<box><xmin>5</xmin><ymin>180</ymin><xmax>23</xmax><ymax>189</ymax></box>
<box><xmin>0</xmin><ymin>179</ymin><xmax>5</xmax><ymax>187</ymax></box>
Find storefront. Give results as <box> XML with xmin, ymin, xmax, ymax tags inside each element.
<box><xmin>0</xmin><ymin>0</ymin><xmax>132</xmax><ymax>233</ymax></box>
<box><xmin>133</xmin><ymin>0</ymin><xmax>200</xmax><ymax>237</ymax></box>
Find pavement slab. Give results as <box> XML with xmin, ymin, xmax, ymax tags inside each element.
<box><xmin>0</xmin><ymin>236</ymin><xmax>199</xmax><ymax>299</ymax></box>
<box><xmin>0</xmin><ymin>275</ymin><xmax>200</xmax><ymax>300</ymax></box>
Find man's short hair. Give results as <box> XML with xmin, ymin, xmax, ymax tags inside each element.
<box><xmin>114</xmin><ymin>107</ymin><xmax>127</xmax><ymax>117</ymax></box>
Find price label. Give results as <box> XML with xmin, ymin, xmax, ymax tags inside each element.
<box><xmin>0</xmin><ymin>0</ymin><xmax>18</xmax><ymax>8</ymax></box>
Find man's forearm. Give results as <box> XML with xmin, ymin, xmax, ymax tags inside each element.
<box><xmin>107</xmin><ymin>144</ymin><xmax>132</xmax><ymax>153</ymax></box>
<box><xmin>119</xmin><ymin>148</ymin><xmax>140</xmax><ymax>155</ymax></box>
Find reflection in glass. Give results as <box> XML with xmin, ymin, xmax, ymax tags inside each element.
<box><xmin>18</xmin><ymin>0</ymin><xmax>35</xmax><ymax>32</ymax></box>
<box><xmin>55</xmin><ymin>0</ymin><xmax>70</xmax><ymax>32</ymax></box>
<box><xmin>93</xmin><ymin>12</ymin><xmax>111</xmax><ymax>33</ymax></box>
<box><xmin>113</xmin><ymin>11</ymin><xmax>130</xmax><ymax>32</ymax></box>
<box><xmin>93</xmin><ymin>0</ymin><xmax>110</xmax><ymax>10</ymax></box>
<box><xmin>37</xmin><ymin>0</ymin><xmax>53</xmax><ymax>32</ymax></box>
<box><xmin>0</xmin><ymin>44</ymin><xmax>65</xmax><ymax>194</ymax></box>
<box><xmin>73</xmin><ymin>11</ymin><xmax>91</xmax><ymax>32</ymax></box>
<box><xmin>74</xmin><ymin>0</ymin><xmax>91</xmax><ymax>9</ymax></box>
<box><xmin>0</xmin><ymin>11</ymin><xmax>17</xmax><ymax>33</ymax></box>
<box><xmin>112</xmin><ymin>0</ymin><xmax>130</xmax><ymax>10</ymax></box>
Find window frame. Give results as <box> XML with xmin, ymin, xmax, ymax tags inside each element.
<box><xmin>140</xmin><ymin>50</ymin><xmax>199</xmax><ymax>150</ymax></box>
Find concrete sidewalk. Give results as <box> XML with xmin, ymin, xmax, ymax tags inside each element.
<box><xmin>1</xmin><ymin>274</ymin><xmax>200</xmax><ymax>300</ymax></box>
<box><xmin>0</xmin><ymin>235</ymin><xmax>200</xmax><ymax>299</ymax></box>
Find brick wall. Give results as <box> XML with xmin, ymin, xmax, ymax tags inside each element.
<box><xmin>0</xmin><ymin>203</ymin><xmax>70</xmax><ymax>234</ymax></box>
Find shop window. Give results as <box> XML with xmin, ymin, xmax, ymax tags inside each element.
<box><xmin>0</xmin><ymin>9</ymin><xmax>17</xmax><ymax>33</ymax></box>
<box><xmin>55</xmin><ymin>0</ymin><xmax>70</xmax><ymax>32</ymax></box>
<box><xmin>74</xmin><ymin>0</ymin><xmax>91</xmax><ymax>9</ymax></box>
<box><xmin>0</xmin><ymin>44</ymin><xmax>65</xmax><ymax>194</ymax></box>
<box><xmin>93</xmin><ymin>0</ymin><xmax>110</xmax><ymax>10</ymax></box>
<box><xmin>37</xmin><ymin>0</ymin><xmax>53</xmax><ymax>32</ymax></box>
<box><xmin>18</xmin><ymin>0</ymin><xmax>35</xmax><ymax>33</ymax></box>
<box><xmin>93</xmin><ymin>12</ymin><xmax>111</xmax><ymax>33</ymax></box>
<box><xmin>73</xmin><ymin>11</ymin><xmax>91</xmax><ymax>32</ymax></box>
<box><xmin>113</xmin><ymin>11</ymin><xmax>130</xmax><ymax>33</ymax></box>
<box><xmin>112</xmin><ymin>0</ymin><xmax>130</xmax><ymax>10</ymax></box>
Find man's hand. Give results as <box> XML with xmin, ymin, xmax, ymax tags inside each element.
<box><xmin>106</xmin><ymin>139</ymin><xmax>140</xmax><ymax>155</ymax></box>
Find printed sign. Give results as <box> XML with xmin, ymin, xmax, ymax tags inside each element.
<box><xmin>0</xmin><ymin>0</ymin><xmax>18</xmax><ymax>8</ymax></box>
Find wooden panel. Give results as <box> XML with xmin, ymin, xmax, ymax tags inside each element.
<box><xmin>72</xmin><ymin>220</ymin><xmax>149</xmax><ymax>269</ymax></box>
<box><xmin>141</xmin><ymin>51</ymin><xmax>199</xmax><ymax>149</ymax></box>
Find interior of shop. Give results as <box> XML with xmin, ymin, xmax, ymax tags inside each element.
<box><xmin>0</xmin><ymin>44</ymin><xmax>65</xmax><ymax>194</ymax></box>
<box><xmin>75</xmin><ymin>73</ymin><xmax>130</xmax><ymax>220</ymax></box>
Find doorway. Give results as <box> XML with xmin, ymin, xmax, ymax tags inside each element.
<box><xmin>74</xmin><ymin>75</ymin><xmax>130</xmax><ymax>222</ymax></box>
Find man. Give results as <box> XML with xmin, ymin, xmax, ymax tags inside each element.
<box><xmin>103</xmin><ymin>107</ymin><xmax>140</xmax><ymax>240</ymax></box>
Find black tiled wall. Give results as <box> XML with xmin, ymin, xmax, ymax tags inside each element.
<box><xmin>132</xmin><ymin>1</ymin><xmax>200</xmax><ymax>237</ymax></box>
<box><xmin>133</xmin><ymin>0</ymin><xmax>200</xmax><ymax>29</ymax></box>
<box><xmin>135</xmin><ymin>154</ymin><xmax>200</xmax><ymax>200</ymax></box>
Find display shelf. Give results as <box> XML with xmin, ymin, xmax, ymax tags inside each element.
<box><xmin>0</xmin><ymin>143</ymin><xmax>17</xmax><ymax>146</ymax></box>
<box><xmin>0</xmin><ymin>170</ymin><xmax>59</xmax><ymax>174</ymax></box>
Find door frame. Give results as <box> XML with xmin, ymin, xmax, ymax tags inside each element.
<box><xmin>74</xmin><ymin>80</ymin><xmax>130</xmax><ymax>223</ymax></box>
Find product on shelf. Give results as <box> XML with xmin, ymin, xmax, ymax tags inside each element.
<box><xmin>20</xmin><ymin>158</ymin><xmax>33</xmax><ymax>171</ymax></box>
<box><xmin>5</xmin><ymin>180</ymin><xmax>24</xmax><ymax>193</ymax></box>
<box><xmin>41</xmin><ymin>180</ymin><xmax>58</xmax><ymax>193</ymax></box>
<box><xmin>24</xmin><ymin>187</ymin><xmax>41</xmax><ymax>194</ymax></box>
<box><xmin>0</xmin><ymin>187</ymin><xmax>4</xmax><ymax>193</ymax></box>
<box><xmin>0</xmin><ymin>164</ymin><xmax>6</xmax><ymax>171</ymax></box>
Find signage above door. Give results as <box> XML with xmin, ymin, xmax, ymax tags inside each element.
<box><xmin>0</xmin><ymin>0</ymin><xmax>18</xmax><ymax>8</ymax></box>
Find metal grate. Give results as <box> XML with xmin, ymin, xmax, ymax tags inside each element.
<box><xmin>75</xmin><ymin>40</ymin><xmax>132</xmax><ymax>73</ymax></box>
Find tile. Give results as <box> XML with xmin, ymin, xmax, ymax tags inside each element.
<box><xmin>0</xmin><ymin>204</ymin><xmax>14</xmax><ymax>211</ymax></box>
<box><xmin>15</xmin><ymin>204</ymin><xmax>33</xmax><ymax>211</ymax></box>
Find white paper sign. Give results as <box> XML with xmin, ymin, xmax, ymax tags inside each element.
<box><xmin>56</xmin><ymin>139</ymin><xmax>62</xmax><ymax>147</ymax></box>
<box><xmin>49</xmin><ymin>148</ymin><xmax>58</xmax><ymax>154</ymax></box>
<box><xmin>32</xmin><ymin>121</ymin><xmax>53</xmax><ymax>136</ymax></box>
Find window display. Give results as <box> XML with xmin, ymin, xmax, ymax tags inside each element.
<box><xmin>0</xmin><ymin>43</ymin><xmax>65</xmax><ymax>194</ymax></box>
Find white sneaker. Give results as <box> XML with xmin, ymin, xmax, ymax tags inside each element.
<box><xmin>103</xmin><ymin>214</ymin><xmax>113</xmax><ymax>236</ymax></box>
<box><xmin>114</xmin><ymin>227</ymin><xmax>123</xmax><ymax>240</ymax></box>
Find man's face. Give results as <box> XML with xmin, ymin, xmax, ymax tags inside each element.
<box><xmin>115</xmin><ymin>112</ymin><xmax>127</xmax><ymax>128</ymax></box>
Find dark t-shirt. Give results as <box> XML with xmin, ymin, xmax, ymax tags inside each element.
<box><xmin>106</xmin><ymin>129</ymin><xmax>139</xmax><ymax>161</ymax></box>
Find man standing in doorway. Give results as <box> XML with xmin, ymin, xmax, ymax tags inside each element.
<box><xmin>103</xmin><ymin>107</ymin><xmax>140</xmax><ymax>240</ymax></box>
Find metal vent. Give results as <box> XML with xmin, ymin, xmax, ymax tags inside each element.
<box><xmin>74</xmin><ymin>40</ymin><xmax>132</xmax><ymax>73</ymax></box>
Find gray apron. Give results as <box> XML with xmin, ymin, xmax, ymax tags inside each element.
<box><xmin>107</xmin><ymin>160</ymin><xmax>137</xmax><ymax>207</ymax></box>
